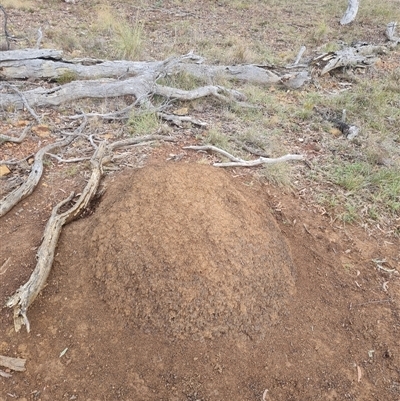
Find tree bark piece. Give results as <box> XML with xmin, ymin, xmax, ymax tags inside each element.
<box><xmin>0</xmin><ymin>355</ymin><xmax>26</xmax><ymax>372</ymax></box>
<box><xmin>6</xmin><ymin>142</ymin><xmax>107</xmax><ymax>333</ymax></box>
<box><xmin>340</xmin><ymin>0</ymin><xmax>359</xmax><ymax>25</ymax></box>
<box><xmin>0</xmin><ymin>136</ymin><xmax>73</xmax><ymax>217</ymax></box>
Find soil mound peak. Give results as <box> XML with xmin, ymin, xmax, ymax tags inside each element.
<box><xmin>87</xmin><ymin>163</ymin><xmax>295</xmax><ymax>340</ymax></box>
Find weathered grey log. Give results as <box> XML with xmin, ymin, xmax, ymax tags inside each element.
<box><xmin>340</xmin><ymin>0</ymin><xmax>359</xmax><ymax>25</ymax></box>
<box><xmin>0</xmin><ymin>49</ymin><xmax>302</xmax><ymax>87</ymax></box>
<box><xmin>0</xmin><ymin>48</ymin><xmax>63</xmax><ymax>62</ymax></box>
<box><xmin>0</xmin><ymin>75</ymin><xmax>156</xmax><ymax>109</ymax></box>
<box><xmin>0</xmin><ymin>57</ymin><xmax>162</xmax><ymax>80</ymax></box>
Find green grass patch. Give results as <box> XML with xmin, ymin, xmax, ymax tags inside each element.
<box><xmin>327</xmin><ymin>161</ymin><xmax>400</xmax><ymax>215</ymax></box>
<box><xmin>128</xmin><ymin>112</ymin><xmax>160</xmax><ymax>136</ymax></box>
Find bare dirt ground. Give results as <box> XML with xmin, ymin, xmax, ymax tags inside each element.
<box><xmin>1</xmin><ymin>1</ymin><xmax>400</xmax><ymax>400</ymax></box>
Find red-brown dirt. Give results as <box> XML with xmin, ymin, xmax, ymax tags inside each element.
<box><xmin>1</xmin><ymin>151</ymin><xmax>399</xmax><ymax>400</ymax></box>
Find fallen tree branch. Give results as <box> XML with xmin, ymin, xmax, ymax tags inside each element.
<box><xmin>6</xmin><ymin>142</ymin><xmax>107</xmax><ymax>332</ymax></box>
<box><xmin>183</xmin><ymin>145</ymin><xmax>243</xmax><ymax>162</ymax></box>
<box><xmin>183</xmin><ymin>145</ymin><xmax>304</xmax><ymax>167</ymax></box>
<box><xmin>386</xmin><ymin>21</ymin><xmax>400</xmax><ymax>45</ymax></box>
<box><xmin>157</xmin><ymin>112</ymin><xmax>207</xmax><ymax>127</ymax></box>
<box><xmin>0</xmin><ymin>136</ymin><xmax>73</xmax><ymax>217</ymax></box>
<box><xmin>0</xmin><ymin>5</ymin><xmax>11</xmax><ymax>51</ymax></box>
<box><xmin>312</xmin><ymin>43</ymin><xmax>386</xmax><ymax>75</ymax></box>
<box><xmin>154</xmin><ymin>83</ymin><xmax>246</xmax><ymax>103</ymax></box>
<box><xmin>340</xmin><ymin>0</ymin><xmax>359</xmax><ymax>25</ymax></box>
<box><xmin>1</xmin><ymin>83</ymin><xmax>40</xmax><ymax>122</ymax></box>
<box><xmin>46</xmin><ymin>153</ymin><xmax>91</xmax><ymax>163</ymax></box>
<box><xmin>213</xmin><ymin>154</ymin><xmax>305</xmax><ymax>167</ymax></box>
<box><xmin>0</xmin><ymin>123</ymin><xmax>31</xmax><ymax>144</ymax></box>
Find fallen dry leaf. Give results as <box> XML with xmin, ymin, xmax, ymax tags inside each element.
<box><xmin>0</xmin><ymin>165</ymin><xmax>11</xmax><ymax>176</ymax></box>
<box><xmin>32</xmin><ymin>124</ymin><xmax>51</xmax><ymax>137</ymax></box>
<box><xmin>330</xmin><ymin>128</ymin><xmax>342</xmax><ymax>137</ymax></box>
<box><xmin>15</xmin><ymin>120</ymin><xmax>30</xmax><ymax>127</ymax></box>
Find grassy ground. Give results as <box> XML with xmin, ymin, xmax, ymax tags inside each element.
<box><xmin>3</xmin><ymin>0</ymin><xmax>400</xmax><ymax>234</ymax></box>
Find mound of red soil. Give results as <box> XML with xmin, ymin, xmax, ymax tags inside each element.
<box><xmin>87</xmin><ymin>163</ymin><xmax>295</xmax><ymax>340</ymax></box>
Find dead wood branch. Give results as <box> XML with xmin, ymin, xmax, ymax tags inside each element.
<box><xmin>46</xmin><ymin>153</ymin><xmax>91</xmax><ymax>163</ymax></box>
<box><xmin>386</xmin><ymin>22</ymin><xmax>400</xmax><ymax>45</ymax></box>
<box><xmin>6</xmin><ymin>142</ymin><xmax>107</xmax><ymax>332</ymax></box>
<box><xmin>0</xmin><ymin>123</ymin><xmax>31</xmax><ymax>144</ymax></box>
<box><xmin>184</xmin><ymin>145</ymin><xmax>304</xmax><ymax>167</ymax></box>
<box><xmin>157</xmin><ymin>112</ymin><xmax>207</xmax><ymax>127</ymax></box>
<box><xmin>107</xmin><ymin>134</ymin><xmax>177</xmax><ymax>151</ymax></box>
<box><xmin>340</xmin><ymin>0</ymin><xmax>359</xmax><ymax>25</ymax></box>
<box><xmin>183</xmin><ymin>145</ymin><xmax>243</xmax><ymax>162</ymax></box>
<box><xmin>213</xmin><ymin>154</ymin><xmax>305</xmax><ymax>167</ymax></box>
<box><xmin>1</xmin><ymin>83</ymin><xmax>40</xmax><ymax>122</ymax></box>
<box><xmin>0</xmin><ymin>355</ymin><xmax>26</xmax><ymax>372</ymax></box>
<box><xmin>0</xmin><ymin>136</ymin><xmax>73</xmax><ymax>217</ymax></box>
<box><xmin>286</xmin><ymin>46</ymin><xmax>307</xmax><ymax>68</ymax></box>
<box><xmin>154</xmin><ymin>84</ymin><xmax>246</xmax><ymax>103</ymax></box>
<box><xmin>0</xmin><ymin>5</ymin><xmax>11</xmax><ymax>50</ymax></box>
<box><xmin>312</xmin><ymin>43</ymin><xmax>386</xmax><ymax>75</ymax></box>
<box><xmin>0</xmin><ymin>48</ymin><xmax>63</xmax><ymax>62</ymax></box>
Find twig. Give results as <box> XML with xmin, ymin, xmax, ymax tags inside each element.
<box><xmin>286</xmin><ymin>45</ymin><xmax>306</xmax><ymax>68</ymax></box>
<box><xmin>35</xmin><ymin>27</ymin><xmax>42</xmax><ymax>49</ymax></box>
<box><xmin>183</xmin><ymin>145</ymin><xmax>304</xmax><ymax>167</ymax></box>
<box><xmin>1</xmin><ymin>84</ymin><xmax>40</xmax><ymax>123</ymax></box>
<box><xmin>0</xmin><ymin>124</ymin><xmax>32</xmax><ymax>144</ymax></box>
<box><xmin>0</xmin><ymin>257</ymin><xmax>11</xmax><ymax>275</ymax></box>
<box><xmin>46</xmin><ymin>153</ymin><xmax>91</xmax><ymax>163</ymax></box>
<box><xmin>0</xmin><ymin>153</ymin><xmax>34</xmax><ymax>165</ymax></box>
<box><xmin>0</xmin><ymin>5</ymin><xmax>10</xmax><ymax>50</ymax></box>
<box><xmin>108</xmin><ymin>134</ymin><xmax>177</xmax><ymax>151</ymax></box>
<box><xmin>183</xmin><ymin>145</ymin><xmax>243</xmax><ymax>162</ymax></box>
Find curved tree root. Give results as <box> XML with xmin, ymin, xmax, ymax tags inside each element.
<box><xmin>6</xmin><ymin>142</ymin><xmax>106</xmax><ymax>332</ymax></box>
